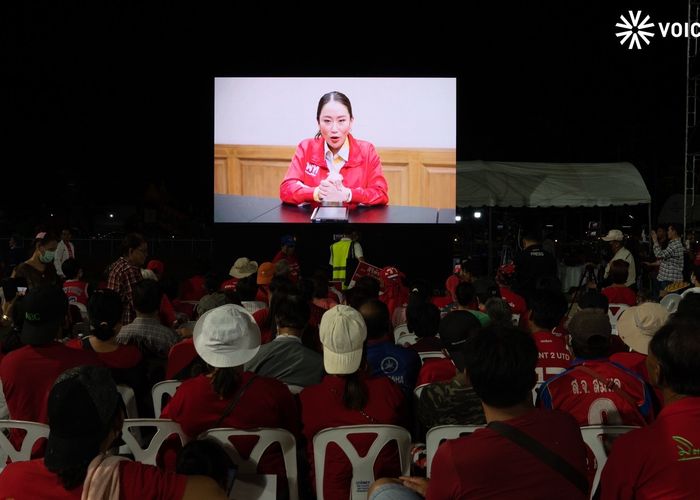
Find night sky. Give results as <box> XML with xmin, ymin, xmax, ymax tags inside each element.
<box><xmin>1</xmin><ymin>2</ymin><xmax>690</xmax><ymax>234</ymax></box>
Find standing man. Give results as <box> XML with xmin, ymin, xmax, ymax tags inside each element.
<box><xmin>273</xmin><ymin>235</ymin><xmax>300</xmax><ymax>283</ymax></box>
<box><xmin>329</xmin><ymin>230</ymin><xmax>364</xmax><ymax>288</ymax></box>
<box><xmin>53</xmin><ymin>228</ymin><xmax>75</xmax><ymax>279</ymax></box>
<box><xmin>652</xmin><ymin>223</ymin><xmax>685</xmax><ymax>293</ymax></box>
<box><xmin>602</xmin><ymin>229</ymin><xmax>636</xmax><ymax>288</ymax></box>
<box><xmin>512</xmin><ymin>231</ymin><xmax>558</xmax><ymax>298</ymax></box>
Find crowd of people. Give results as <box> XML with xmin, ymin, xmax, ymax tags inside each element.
<box><xmin>0</xmin><ymin>226</ymin><xmax>698</xmax><ymax>499</ymax></box>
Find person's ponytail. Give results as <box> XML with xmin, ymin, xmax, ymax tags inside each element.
<box><xmin>342</xmin><ymin>372</ymin><xmax>368</xmax><ymax>410</ymax></box>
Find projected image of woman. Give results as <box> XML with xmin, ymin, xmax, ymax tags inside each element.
<box><xmin>279</xmin><ymin>91</ymin><xmax>389</xmax><ymax>206</ymax></box>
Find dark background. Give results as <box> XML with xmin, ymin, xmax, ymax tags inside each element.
<box><xmin>0</xmin><ymin>1</ymin><xmax>691</xmax><ymax>284</ymax></box>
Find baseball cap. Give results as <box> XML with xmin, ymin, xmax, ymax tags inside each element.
<box><xmin>601</xmin><ymin>229</ymin><xmax>624</xmax><ymax>242</ymax></box>
<box><xmin>44</xmin><ymin>365</ymin><xmax>122</xmax><ymax>471</ymax></box>
<box><xmin>146</xmin><ymin>259</ymin><xmax>165</xmax><ymax>276</ymax></box>
<box><xmin>438</xmin><ymin>310</ymin><xmax>482</xmax><ymax>371</ymax></box>
<box><xmin>229</xmin><ymin>257</ymin><xmax>258</xmax><ymax>279</ymax></box>
<box><xmin>381</xmin><ymin>266</ymin><xmax>400</xmax><ymax>282</ymax></box>
<box><xmin>193</xmin><ymin>304</ymin><xmax>261</xmax><ymax>368</ymax></box>
<box><xmin>281</xmin><ymin>235</ymin><xmax>296</xmax><ymax>247</ymax></box>
<box><xmin>319</xmin><ymin>305</ymin><xmax>367</xmax><ymax>374</ymax></box>
<box><xmin>617</xmin><ymin>302</ymin><xmax>669</xmax><ymax>355</ymax></box>
<box><xmin>21</xmin><ymin>286</ymin><xmax>68</xmax><ymax>346</ymax></box>
<box><xmin>195</xmin><ymin>292</ymin><xmax>228</xmax><ymax>316</ymax></box>
<box><xmin>257</xmin><ymin>262</ymin><xmax>275</xmax><ymax>285</ymax></box>
<box><xmin>568</xmin><ymin>309</ymin><xmax>612</xmax><ymax>345</ymax></box>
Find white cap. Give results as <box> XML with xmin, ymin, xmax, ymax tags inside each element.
<box><xmin>193</xmin><ymin>304</ymin><xmax>261</xmax><ymax>367</ymax></box>
<box><xmin>601</xmin><ymin>229</ymin><xmax>624</xmax><ymax>242</ymax></box>
<box><xmin>617</xmin><ymin>303</ymin><xmax>669</xmax><ymax>355</ymax></box>
<box><xmin>319</xmin><ymin>305</ymin><xmax>367</xmax><ymax>375</ymax></box>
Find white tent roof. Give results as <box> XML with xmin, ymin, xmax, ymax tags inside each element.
<box><xmin>457</xmin><ymin>161</ymin><xmax>651</xmax><ymax>208</ymax></box>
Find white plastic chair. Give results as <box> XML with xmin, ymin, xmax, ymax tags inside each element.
<box><xmin>312</xmin><ymin>425</ymin><xmax>411</xmax><ymax>500</ymax></box>
<box><xmin>660</xmin><ymin>293</ymin><xmax>682</xmax><ymax>313</ymax></box>
<box><xmin>0</xmin><ymin>420</ymin><xmax>50</xmax><ymax>472</ymax></box>
<box><xmin>395</xmin><ymin>332</ymin><xmax>419</xmax><ymax>347</ymax></box>
<box><xmin>532</xmin><ymin>381</ymin><xmax>544</xmax><ymax>405</ymax></box>
<box><xmin>117</xmin><ymin>385</ymin><xmax>140</xmax><ymax>455</ymax></box>
<box><xmin>72</xmin><ymin>301</ymin><xmax>88</xmax><ymax>321</ymax></box>
<box><xmin>393</xmin><ymin>323</ymin><xmax>410</xmax><ymax>343</ymax></box>
<box><xmin>121</xmin><ymin>418</ymin><xmax>188</xmax><ymax>465</ymax></box>
<box><xmin>151</xmin><ymin>380</ymin><xmax>182</xmax><ymax>417</ymax></box>
<box><xmin>681</xmin><ymin>287</ymin><xmax>700</xmax><ymax>298</ymax></box>
<box><xmin>414</xmin><ymin>383</ymin><xmax>431</xmax><ymax>400</ymax></box>
<box><xmin>425</xmin><ymin>425</ymin><xmax>483</xmax><ymax>477</ymax></box>
<box><xmin>285</xmin><ymin>384</ymin><xmax>304</xmax><ymax>395</ymax></box>
<box><xmin>511</xmin><ymin>313</ymin><xmax>521</xmax><ymax>326</ymax></box>
<box><xmin>607</xmin><ymin>304</ymin><xmax>629</xmax><ymax>335</ymax></box>
<box><xmin>580</xmin><ymin>425</ymin><xmax>638</xmax><ymax>498</ymax></box>
<box><xmin>201</xmin><ymin>427</ymin><xmax>298</xmax><ymax>500</ymax></box>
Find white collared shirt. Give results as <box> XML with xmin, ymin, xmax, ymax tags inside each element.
<box><xmin>324</xmin><ymin>137</ymin><xmax>350</xmax><ymax>176</ymax></box>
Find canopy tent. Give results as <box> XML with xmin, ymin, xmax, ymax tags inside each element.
<box><xmin>456</xmin><ymin>161</ymin><xmax>651</xmax><ymax>208</ymax></box>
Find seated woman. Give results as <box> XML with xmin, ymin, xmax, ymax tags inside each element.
<box><xmin>300</xmin><ymin>305</ymin><xmax>408</xmax><ymax>499</ymax></box>
<box><xmin>161</xmin><ymin>304</ymin><xmax>300</xmax><ymax>498</ymax></box>
<box><xmin>279</xmin><ymin>91</ymin><xmax>389</xmax><ymax>206</ymax></box>
<box><xmin>601</xmin><ymin>259</ymin><xmax>637</xmax><ymax>307</ymax></box>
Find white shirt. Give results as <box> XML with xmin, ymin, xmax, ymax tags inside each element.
<box><xmin>603</xmin><ymin>246</ymin><xmax>636</xmax><ymax>287</ymax></box>
<box><xmin>54</xmin><ymin>240</ymin><xmax>75</xmax><ymax>277</ymax></box>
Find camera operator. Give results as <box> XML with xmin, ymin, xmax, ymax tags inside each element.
<box><xmin>601</xmin><ymin>229</ymin><xmax>636</xmax><ymax>288</ymax></box>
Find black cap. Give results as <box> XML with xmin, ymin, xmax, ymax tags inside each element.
<box><xmin>21</xmin><ymin>287</ymin><xmax>68</xmax><ymax>346</ymax></box>
<box><xmin>44</xmin><ymin>366</ymin><xmax>121</xmax><ymax>471</ymax></box>
<box><xmin>439</xmin><ymin>310</ymin><xmax>481</xmax><ymax>371</ymax></box>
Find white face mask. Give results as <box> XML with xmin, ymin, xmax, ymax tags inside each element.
<box><xmin>40</xmin><ymin>250</ymin><xmax>55</xmax><ymax>263</ymax></box>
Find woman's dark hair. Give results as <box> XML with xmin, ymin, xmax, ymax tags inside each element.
<box><xmin>236</xmin><ymin>274</ymin><xmax>258</xmax><ymax>302</ymax></box>
<box><xmin>455</xmin><ymin>282</ymin><xmax>477</xmax><ymax>307</ymax></box>
<box><xmin>274</xmin><ymin>293</ymin><xmax>310</xmax><ymax>330</ymax></box>
<box><xmin>465</xmin><ymin>325</ymin><xmax>538</xmax><ymax>407</ymax></box>
<box><xmin>176</xmin><ymin>439</ymin><xmax>236</xmax><ymax>491</ymax></box>
<box><xmin>676</xmin><ymin>293</ymin><xmax>700</xmax><ymax>319</ymax></box>
<box><xmin>315</xmin><ymin>91</ymin><xmax>353</xmax><ymax>139</ymax></box>
<box><xmin>354</xmin><ymin>276</ymin><xmax>380</xmax><ymax>297</ymax></box>
<box><xmin>119</xmin><ymin>233</ymin><xmax>145</xmax><ymax>257</ymax></box>
<box><xmin>649</xmin><ymin>317</ymin><xmax>700</xmax><ymax>396</ymax></box>
<box><xmin>61</xmin><ymin>258</ymin><xmax>81</xmax><ymax>280</ymax></box>
<box><xmin>342</xmin><ymin>371</ymin><xmax>368</xmax><ymax>410</ymax></box>
<box><xmin>133</xmin><ymin>279</ymin><xmax>161</xmax><ymax>314</ymax></box>
<box><xmin>406</xmin><ymin>301</ymin><xmax>440</xmax><ymax>338</ymax></box>
<box><xmin>88</xmin><ymin>289</ymin><xmax>123</xmax><ymax>341</ymax></box>
<box><xmin>609</xmin><ymin>259</ymin><xmax>630</xmax><ymax>285</ymax></box>
<box><xmin>577</xmin><ymin>290</ymin><xmax>609</xmax><ymax>312</ymax></box>
<box><xmin>527</xmin><ymin>289</ymin><xmax>568</xmax><ymax>329</ymax></box>
<box><xmin>211</xmin><ymin>367</ymin><xmax>242</xmax><ymax>399</ymax></box>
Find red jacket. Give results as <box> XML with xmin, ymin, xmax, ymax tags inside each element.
<box><xmin>279</xmin><ymin>135</ymin><xmax>389</xmax><ymax>205</ymax></box>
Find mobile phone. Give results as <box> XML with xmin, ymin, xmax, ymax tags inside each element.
<box><xmin>16</xmin><ymin>287</ymin><xmax>27</xmax><ymax>296</ymax></box>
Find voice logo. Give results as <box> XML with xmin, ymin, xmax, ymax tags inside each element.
<box><xmin>616</xmin><ymin>10</ymin><xmax>700</xmax><ymax>50</ymax></box>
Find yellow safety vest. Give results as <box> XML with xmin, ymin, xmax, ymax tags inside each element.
<box><xmin>330</xmin><ymin>239</ymin><xmax>353</xmax><ymax>287</ymax></box>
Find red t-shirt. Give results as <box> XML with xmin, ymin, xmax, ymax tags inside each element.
<box><xmin>410</xmin><ymin>336</ymin><xmax>443</xmax><ymax>355</ymax></box>
<box><xmin>65</xmin><ymin>338</ymin><xmax>142</xmax><ymax>370</ymax></box>
<box><xmin>62</xmin><ymin>279</ymin><xmax>89</xmax><ymax>306</ymax></box>
<box><xmin>532</xmin><ymin>329</ymin><xmax>572</xmax><ymax>382</ymax></box>
<box><xmin>602</xmin><ymin>286</ymin><xmax>637</xmax><ymax>307</ymax></box>
<box><xmin>600</xmin><ymin>397</ymin><xmax>700</xmax><ymax>499</ymax></box>
<box><xmin>166</xmin><ymin>338</ymin><xmax>198</xmax><ymax>380</ymax></box>
<box><xmin>416</xmin><ymin>357</ymin><xmax>457</xmax><ymax>386</ymax></box>
<box><xmin>0</xmin><ymin>343</ymin><xmax>101</xmax><ymax>455</ymax></box>
<box><xmin>161</xmin><ymin>372</ymin><xmax>299</xmax><ymax>494</ymax></box>
<box><xmin>0</xmin><ymin>458</ymin><xmax>187</xmax><ymax>499</ymax></box>
<box><xmin>500</xmin><ymin>286</ymin><xmax>527</xmax><ymax>319</ymax></box>
<box><xmin>538</xmin><ymin>359</ymin><xmax>654</xmax><ymax>427</ymax></box>
<box><xmin>426</xmin><ymin>409</ymin><xmax>588</xmax><ymax>500</ymax></box>
<box><xmin>180</xmin><ymin>275</ymin><xmax>206</xmax><ymax>301</ymax></box>
<box><xmin>272</xmin><ymin>251</ymin><xmax>300</xmax><ymax>282</ymax></box>
<box><xmin>299</xmin><ymin>374</ymin><xmax>407</xmax><ymax>499</ymax></box>
<box><xmin>220</xmin><ymin>276</ymin><xmax>239</xmax><ymax>292</ymax></box>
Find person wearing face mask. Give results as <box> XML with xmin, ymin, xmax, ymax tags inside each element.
<box><xmin>11</xmin><ymin>232</ymin><xmax>59</xmax><ymax>289</ymax></box>
<box><xmin>279</xmin><ymin>91</ymin><xmax>389</xmax><ymax>206</ymax></box>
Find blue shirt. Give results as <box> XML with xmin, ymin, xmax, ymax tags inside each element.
<box><xmin>366</xmin><ymin>340</ymin><xmax>421</xmax><ymax>396</ymax></box>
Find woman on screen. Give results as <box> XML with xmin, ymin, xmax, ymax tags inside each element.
<box><xmin>279</xmin><ymin>91</ymin><xmax>389</xmax><ymax>206</ymax></box>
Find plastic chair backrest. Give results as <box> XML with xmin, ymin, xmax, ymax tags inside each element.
<box><xmin>117</xmin><ymin>385</ymin><xmax>138</xmax><ymax>418</ymax></box>
<box><xmin>681</xmin><ymin>287</ymin><xmax>700</xmax><ymax>298</ymax></box>
<box><xmin>419</xmin><ymin>351</ymin><xmax>445</xmax><ymax>364</ymax></box>
<box><xmin>395</xmin><ymin>333</ymin><xmax>418</xmax><ymax>347</ymax></box>
<box><xmin>660</xmin><ymin>293</ymin><xmax>682</xmax><ymax>313</ymax></box>
<box><xmin>72</xmin><ymin>301</ymin><xmax>88</xmax><ymax>321</ymax></box>
<box><xmin>285</xmin><ymin>384</ymin><xmax>304</xmax><ymax>395</ymax></box>
<box><xmin>425</xmin><ymin>425</ymin><xmax>484</xmax><ymax>477</ymax></box>
<box><xmin>607</xmin><ymin>304</ymin><xmax>629</xmax><ymax>335</ymax></box>
<box><xmin>580</xmin><ymin>425</ymin><xmax>638</xmax><ymax>498</ymax></box>
<box><xmin>121</xmin><ymin>418</ymin><xmax>188</xmax><ymax>465</ymax></box>
<box><xmin>312</xmin><ymin>425</ymin><xmax>411</xmax><ymax>500</ymax></box>
<box><xmin>201</xmin><ymin>427</ymin><xmax>298</xmax><ymax>500</ymax></box>
<box><xmin>414</xmin><ymin>383</ymin><xmax>431</xmax><ymax>400</ymax></box>
<box><xmin>0</xmin><ymin>420</ymin><xmax>50</xmax><ymax>472</ymax></box>
<box><xmin>393</xmin><ymin>324</ymin><xmax>410</xmax><ymax>343</ymax></box>
<box><xmin>151</xmin><ymin>380</ymin><xmax>182</xmax><ymax>417</ymax></box>
<box><xmin>511</xmin><ymin>313</ymin><xmax>521</xmax><ymax>326</ymax></box>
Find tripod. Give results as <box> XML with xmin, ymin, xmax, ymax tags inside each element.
<box><xmin>566</xmin><ymin>264</ymin><xmax>598</xmax><ymax>317</ymax></box>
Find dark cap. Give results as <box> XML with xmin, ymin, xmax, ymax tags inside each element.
<box><xmin>281</xmin><ymin>235</ymin><xmax>296</xmax><ymax>247</ymax></box>
<box><xmin>568</xmin><ymin>309</ymin><xmax>611</xmax><ymax>344</ymax></box>
<box><xmin>44</xmin><ymin>366</ymin><xmax>122</xmax><ymax>471</ymax></box>
<box><xmin>21</xmin><ymin>287</ymin><xmax>68</xmax><ymax>346</ymax></box>
<box><xmin>473</xmin><ymin>278</ymin><xmax>499</xmax><ymax>302</ymax></box>
<box><xmin>438</xmin><ymin>310</ymin><xmax>481</xmax><ymax>371</ymax></box>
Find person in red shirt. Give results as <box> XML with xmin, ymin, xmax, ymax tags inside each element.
<box><xmin>61</xmin><ymin>258</ymin><xmax>89</xmax><ymax>306</ymax></box>
<box><xmin>538</xmin><ymin>309</ymin><xmax>654</xmax><ymax>427</ymax></box>
<box><xmin>272</xmin><ymin>235</ymin><xmax>300</xmax><ymax>283</ymax></box>
<box><xmin>161</xmin><ymin>304</ymin><xmax>300</xmax><ymax>498</ymax></box>
<box><xmin>496</xmin><ymin>261</ymin><xmax>528</xmax><ymax>328</ymax></box>
<box><xmin>220</xmin><ymin>257</ymin><xmax>258</xmax><ymax>293</ymax></box>
<box><xmin>600</xmin><ymin>317</ymin><xmax>700</xmax><ymax>499</ymax></box>
<box><xmin>444</xmin><ymin>258</ymin><xmax>475</xmax><ymax>305</ymax></box>
<box><xmin>369</xmin><ymin>324</ymin><xmax>589</xmax><ymax>500</ymax></box>
<box><xmin>279</xmin><ymin>91</ymin><xmax>388</xmax><ymax>206</ymax></box>
<box><xmin>300</xmin><ymin>305</ymin><xmax>408</xmax><ymax>499</ymax></box>
<box><xmin>0</xmin><ymin>365</ymin><xmax>225</xmax><ymax>499</ymax></box>
<box><xmin>0</xmin><ymin>286</ymin><xmax>102</xmax><ymax>456</ymax></box>
<box><xmin>527</xmin><ymin>289</ymin><xmax>572</xmax><ymax>382</ymax></box>
<box><xmin>601</xmin><ymin>259</ymin><xmax>637</xmax><ymax>307</ymax></box>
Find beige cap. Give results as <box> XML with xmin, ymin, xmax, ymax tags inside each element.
<box><xmin>319</xmin><ymin>305</ymin><xmax>367</xmax><ymax>374</ymax></box>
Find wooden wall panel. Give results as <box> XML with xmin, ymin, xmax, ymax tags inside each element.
<box><xmin>214</xmin><ymin>144</ymin><xmax>455</xmax><ymax>209</ymax></box>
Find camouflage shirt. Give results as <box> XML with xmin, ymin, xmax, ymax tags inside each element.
<box><xmin>418</xmin><ymin>377</ymin><xmax>486</xmax><ymax>431</ymax></box>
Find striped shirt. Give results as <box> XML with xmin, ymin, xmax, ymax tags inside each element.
<box><xmin>115</xmin><ymin>316</ymin><xmax>179</xmax><ymax>358</ymax></box>
<box><xmin>654</xmin><ymin>238</ymin><xmax>684</xmax><ymax>282</ymax></box>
